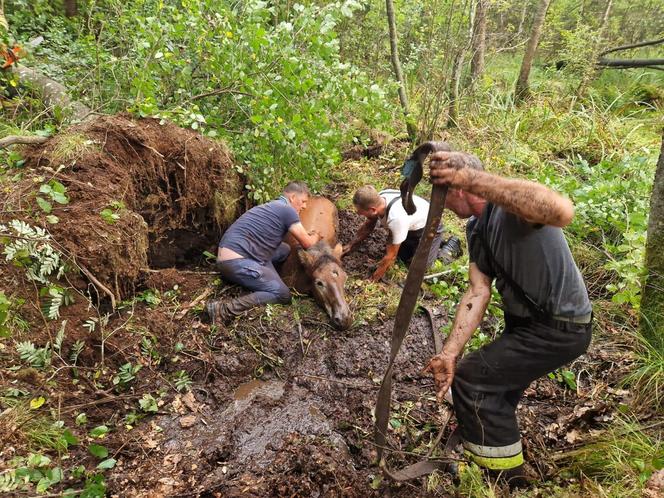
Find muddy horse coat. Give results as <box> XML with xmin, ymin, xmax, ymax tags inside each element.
<box><xmin>279</xmin><ymin>197</ymin><xmax>352</xmax><ymax>329</ymax></box>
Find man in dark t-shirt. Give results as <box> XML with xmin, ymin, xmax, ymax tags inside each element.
<box><xmin>423</xmin><ymin>151</ymin><xmax>591</xmax><ymax>488</ymax></box>
<box><xmin>207</xmin><ymin>181</ymin><xmax>321</xmax><ymax>324</ymax></box>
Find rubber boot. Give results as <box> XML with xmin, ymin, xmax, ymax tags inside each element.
<box><xmin>206</xmin><ymin>294</ymin><xmax>261</xmax><ymax>326</ymax></box>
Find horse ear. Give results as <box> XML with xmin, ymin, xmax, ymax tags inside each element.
<box><xmin>332</xmin><ymin>243</ymin><xmax>343</xmax><ymax>260</ymax></box>
<box><xmin>298</xmin><ymin>248</ymin><xmax>316</xmax><ymax>270</ymax></box>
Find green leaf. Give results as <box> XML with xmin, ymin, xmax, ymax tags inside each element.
<box><xmin>139</xmin><ymin>394</ymin><xmax>158</xmax><ymax>413</ymax></box>
<box><xmin>89</xmin><ymin>443</ymin><xmax>109</xmax><ymax>458</ymax></box>
<box><xmin>30</xmin><ymin>396</ymin><xmax>46</xmax><ymax>410</ymax></box>
<box><xmin>96</xmin><ymin>458</ymin><xmax>117</xmax><ymax>470</ymax></box>
<box><xmin>36</xmin><ymin>197</ymin><xmax>52</xmax><ymax>213</ymax></box>
<box><xmin>90</xmin><ymin>425</ymin><xmax>109</xmax><ymax>438</ymax></box>
<box><xmin>76</xmin><ymin>412</ymin><xmax>88</xmax><ymax>426</ymax></box>
<box><xmin>51</xmin><ymin>192</ymin><xmax>69</xmax><ymax>205</ymax></box>
<box><xmin>62</xmin><ymin>429</ymin><xmax>79</xmax><ymax>446</ymax></box>
<box><xmin>389</xmin><ymin>418</ymin><xmax>401</xmax><ymax>429</ymax></box>
<box><xmin>50</xmin><ymin>180</ymin><xmax>66</xmax><ymax>194</ymax></box>
<box><xmin>46</xmin><ymin>215</ymin><xmax>59</xmax><ymax>224</ymax></box>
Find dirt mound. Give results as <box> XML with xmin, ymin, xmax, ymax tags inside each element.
<box><xmin>2</xmin><ymin>114</ymin><xmax>243</xmax><ymax>300</ymax></box>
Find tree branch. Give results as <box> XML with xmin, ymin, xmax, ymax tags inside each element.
<box><xmin>597</xmin><ymin>58</ymin><xmax>664</xmax><ymax>68</ymax></box>
<box><xmin>0</xmin><ymin>134</ymin><xmax>48</xmax><ymax>149</ymax></box>
<box><xmin>599</xmin><ymin>37</ymin><xmax>664</xmax><ymax>57</ymax></box>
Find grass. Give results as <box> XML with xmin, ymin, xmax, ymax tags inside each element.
<box><xmin>623</xmin><ymin>329</ymin><xmax>664</xmax><ymax>411</ymax></box>
<box><xmin>49</xmin><ymin>132</ymin><xmax>97</xmax><ymax>165</ymax></box>
<box><xmin>0</xmin><ymin>397</ymin><xmax>71</xmax><ymax>452</ymax></box>
<box><xmin>558</xmin><ymin>416</ymin><xmax>663</xmax><ymax>497</ymax></box>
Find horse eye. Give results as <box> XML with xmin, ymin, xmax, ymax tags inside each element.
<box><xmin>316</xmin><ymin>280</ymin><xmax>325</xmax><ymax>287</ymax></box>
<box><xmin>332</xmin><ymin>271</ymin><xmax>338</xmax><ymax>277</ymax></box>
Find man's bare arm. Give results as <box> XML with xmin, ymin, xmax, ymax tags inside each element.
<box><xmin>430</xmin><ymin>152</ymin><xmax>574</xmax><ymax>227</ymax></box>
<box><xmin>424</xmin><ymin>263</ymin><xmax>492</xmax><ymax>399</ymax></box>
<box><xmin>289</xmin><ymin>222</ymin><xmax>321</xmax><ymax>249</ymax></box>
<box><xmin>370</xmin><ymin>243</ymin><xmax>399</xmax><ymax>281</ymax></box>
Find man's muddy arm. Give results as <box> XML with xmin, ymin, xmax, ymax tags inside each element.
<box><xmin>431</xmin><ymin>152</ymin><xmax>575</xmax><ymax>227</ymax></box>
<box><xmin>424</xmin><ymin>263</ymin><xmax>492</xmax><ymax>399</ymax></box>
<box><xmin>370</xmin><ymin>243</ymin><xmax>399</xmax><ymax>282</ymax></box>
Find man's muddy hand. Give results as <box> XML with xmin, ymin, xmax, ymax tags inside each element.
<box><xmin>429</xmin><ymin>151</ymin><xmax>480</xmax><ymax>188</ymax></box>
<box><xmin>423</xmin><ymin>351</ymin><xmax>457</xmax><ymax>402</ymax></box>
<box><xmin>341</xmin><ymin>244</ymin><xmax>354</xmax><ymax>258</ymax></box>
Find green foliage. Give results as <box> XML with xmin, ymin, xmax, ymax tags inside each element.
<box><xmin>16</xmin><ymin>341</ymin><xmax>52</xmax><ymax>369</ymax></box>
<box><xmin>36</xmin><ymin>179</ymin><xmax>69</xmax><ymax>214</ymax></box>
<box><xmin>13</xmin><ymin>0</ymin><xmax>391</xmax><ymax>201</ymax></box>
<box><xmin>548</xmin><ymin>368</ymin><xmax>578</xmax><ymax>391</ymax></box>
<box><xmin>0</xmin><ymin>220</ymin><xmax>66</xmax><ymax>285</ymax></box>
<box><xmin>112</xmin><ymin>362</ymin><xmax>142</xmax><ymax>388</ymax></box>
<box><xmin>0</xmin><ymin>453</ymin><xmax>63</xmax><ymax>494</ymax></box>
<box><xmin>561</xmin><ymin>417</ymin><xmax>663</xmax><ymax>494</ymax></box>
<box><xmin>173</xmin><ymin>370</ymin><xmax>192</xmax><ymax>392</ymax></box>
<box><xmin>100</xmin><ymin>200</ymin><xmax>125</xmax><ymax>225</ymax></box>
<box><xmin>543</xmin><ymin>155</ymin><xmax>654</xmax><ymax>307</ymax></box>
<box><xmin>139</xmin><ymin>393</ymin><xmax>158</xmax><ymax>413</ymax></box>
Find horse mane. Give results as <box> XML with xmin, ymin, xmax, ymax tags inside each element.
<box><xmin>305</xmin><ymin>241</ymin><xmax>342</xmax><ymax>272</ymax></box>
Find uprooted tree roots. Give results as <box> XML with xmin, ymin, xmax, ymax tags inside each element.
<box><xmin>1</xmin><ymin>114</ymin><xmax>243</xmax><ymax>303</ymax></box>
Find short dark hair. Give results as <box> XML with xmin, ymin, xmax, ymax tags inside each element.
<box><xmin>353</xmin><ymin>185</ymin><xmax>381</xmax><ymax>210</ymax></box>
<box><xmin>283</xmin><ymin>181</ymin><xmax>310</xmax><ymax>196</ymax></box>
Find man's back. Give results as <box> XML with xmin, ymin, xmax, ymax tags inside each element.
<box><xmin>220</xmin><ymin>199</ymin><xmax>299</xmax><ymax>263</ymax></box>
<box><xmin>467</xmin><ymin>203</ymin><xmax>591</xmax><ymax>318</ymax></box>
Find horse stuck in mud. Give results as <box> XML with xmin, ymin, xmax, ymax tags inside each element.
<box><xmin>280</xmin><ymin>196</ymin><xmax>352</xmax><ymax>330</ymax></box>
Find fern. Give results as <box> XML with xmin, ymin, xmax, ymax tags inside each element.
<box><xmin>1</xmin><ymin>220</ymin><xmax>66</xmax><ymax>285</ymax></box>
<box><xmin>54</xmin><ymin>320</ymin><xmax>67</xmax><ymax>354</ymax></box>
<box><xmin>69</xmin><ymin>340</ymin><xmax>85</xmax><ymax>364</ymax></box>
<box><xmin>0</xmin><ymin>469</ymin><xmax>21</xmax><ymax>493</ymax></box>
<box><xmin>16</xmin><ymin>341</ymin><xmax>52</xmax><ymax>368</ymax></box>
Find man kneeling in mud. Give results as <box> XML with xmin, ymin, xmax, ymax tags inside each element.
<box><xmin>207</xmin><ymin>181</ymin><xmax>321</xmax><ymax>324</ymax></box>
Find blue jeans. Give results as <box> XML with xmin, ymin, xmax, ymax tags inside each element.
<box><xmin>217</xmin><ymin>242</ymin><xmax>291</xmax><ymax>306</ymax></box>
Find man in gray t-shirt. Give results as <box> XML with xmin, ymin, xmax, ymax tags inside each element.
<box><xmin>207</xmin><ymin>181</ymin><xmax>321</xmax><ymax>324</ymax></box>
<box><xmin>423</xmin><ymin>151</ymin><xmax>591</xmax><ymax>488</ymax></box>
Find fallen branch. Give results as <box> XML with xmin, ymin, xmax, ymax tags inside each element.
<box><xmin>0</xmin><ymin>134</ymin><xmax>48</xmax><ymax>149</ymax></box>
<box><xmin>11</xmin><ymin>65</ymin><xmax>92</xmax><ymax>121</ymax></box>
<box><xmin>175</xmin><ymin>287</ymin><xmax>213</xmax><ymax>320</ymax></box>
<box><xmin>423</xmin><ymin>269</ymin><xmax>454</xmax><ymax>281</ymax></box>
<box><xmin>599</xmin><ymin>37</ymin><xmax>664</xmax><ymax>57</ymax></box>
<box><xmin>597</xmin><ymin>57</ymin><xmax>664</xmax><ymax>69</ymax></box>
<box><xmin>78</xmin><ymin>263</ymin><xmax>117</xmax><ymax>311</ymax></box>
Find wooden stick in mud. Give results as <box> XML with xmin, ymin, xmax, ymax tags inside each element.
<box><xmin>175</xmin><ymin>287</ymin><xmax>213</xmax><ymax>320</ymax></box>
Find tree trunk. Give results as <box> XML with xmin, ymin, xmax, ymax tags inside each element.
<box><xmin>11</xmin><ymin>65</ymin><xmax>92</xmax><ymax>121</ymax></box>
<box><xmin>577</xmin><ymin>0</ymin><xmax>614</xmax><ymax>96</ymax></box>
<box><xmin>447</xmin><ymin>51</ymin><xmax>464</xmax><ymax>128</ymax></box>
<box><xmin>385</xmin><ymin>0</ymin><xmax>417</xmax><ymax>141</ymax></box>
<box><xmin>64</xmin><ymin>0</ymin><xmax>78</xmax><ymax>17</ymax></box>
<box><xmin>514</xmin><ymin>0</ymin><xmax>552</xmax><ymax>103</ymax></box>
<box><xmin>469</xmin><ymin>0</ymin><xmax>487</xmax><ymax>82</ymax></box>
<box><xmin>641</xmin><ymin>134</ymin><xmax>664</xmax><ymax>353</ymax></box>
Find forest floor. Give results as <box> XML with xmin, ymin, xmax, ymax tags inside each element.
<box><xmin>0</xmin><ymin>118</ymin><xmax>659</xmax><ymax>497</ymax></box>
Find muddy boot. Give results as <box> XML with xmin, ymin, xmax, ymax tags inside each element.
<box><xmin>206</xmin><ymin>295</ymin><xmax>261</xmax><ymax>325</ymax></box>
<box><xmin>487</xmin><ymin>464</ymin><xmax>536</xmax><ymax>490</ymax></box>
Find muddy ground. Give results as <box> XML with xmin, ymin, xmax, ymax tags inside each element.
<box><xmin>0</xmin><ymin>127</ymin><xmax>640</xmax><ymax>497</ymax></box>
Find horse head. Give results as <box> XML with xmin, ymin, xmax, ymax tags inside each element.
<box><xmin>298</xmin><ymin>241</ymin><xmax>352</xmax><ymax>330</ymax></box>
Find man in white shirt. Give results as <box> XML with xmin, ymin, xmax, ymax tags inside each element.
<box><xmin>343</xmin><ymin>185</ymin><xmax>443</xmax><ymax>281</ymax></box>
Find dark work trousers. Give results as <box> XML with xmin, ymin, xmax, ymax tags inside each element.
<box><xmin>397</xmin><ymin>225</ymin><xmax>444</xmax><ymax>269</ymax></box>
<box><xmin>217</xmin><ymin>242</ymin><xmax>292</xmax><ymax>307</ymax></box>
<box><xmin>451</xmin><ymin>313</ymin><xmax>592</xmax><ymax>470</ymax></box>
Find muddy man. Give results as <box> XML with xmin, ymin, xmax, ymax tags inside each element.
<box><xmin>207</xmin><ymin>181</ymin><xmax>321</xmax><ymax>324</ymax></box>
